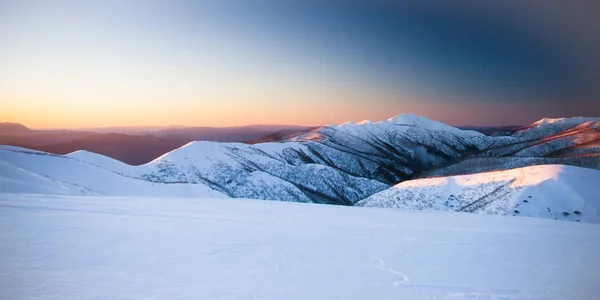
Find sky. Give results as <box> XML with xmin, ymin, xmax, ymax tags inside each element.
<box><xmin>1</xmin><ymin>0</ymin><xmax>599</xmax><ymax>129</ymax></box>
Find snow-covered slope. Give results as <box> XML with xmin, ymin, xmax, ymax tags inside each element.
<box><xmin>499</xmin><ymin>120</ymin><xmax>600</xmax><ymax>157</ymax></box>
<box><xmin>289</xmin><ymin>114</ymin><xmax>495</xmax><ymax>181</ymax></box>
<box><xmin>66</xmin><ymin>150</ymin><xmax>133</xmax><ymax>173</ymax></box>
<box><xmin>358</xmin><ymin>165</ymin><xmax>600</xmax><ymax>223</ymax></box>
<box><xmin>132</xmin><ymin>141</ymin><xmax>389</xmax><ymax>204</ymax></box>
<box><xmin>0</xmin><ymin>146</ymin><xmax>225</xmax><ymax>198</ymax></box>
<box><xmin>1</xmin><ymin>194</ymin><xmax>598</xmax><ymax>300</ymax></box>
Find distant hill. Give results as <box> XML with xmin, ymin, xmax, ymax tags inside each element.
<box><xmin>0</xmin><ymin>122</ymin><xmax>33</xmax><ymax>136</ymax></box>
<box><xmin>457</xmin><ymin>125</ymin><xmax>525</xmax><ymax>136</ymax></box>
<box><xmin>36</xmin><ymin>133</ymin><xmax>192</xmax><ymax>165</ymax></box>
<box><xmin>246</xmin><ymin>127</ymin><xmax>318</xmax><ymax>144</ymax></box>
<box><xmin>0</xmin><ymin>123</ymin><xmax>317</xmax><ymax>164</ymax></box>
<box><xmin>154</xmin><ymin>125</ymin><xmax>316</xmax><ymax>142</ymax></box>
<box><xmin>0</xmin><ymin>131</ymin><xmax>96</xmax><ymax>147</ymax></box>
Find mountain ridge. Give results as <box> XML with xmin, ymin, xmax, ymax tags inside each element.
<box><xmin>1</xmin><ymin>113</ymin><xmax>599</xmax><ymax>221</ymax></box>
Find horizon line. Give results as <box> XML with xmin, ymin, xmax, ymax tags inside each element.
<box><xmin>4</xmin><ymin>113</ymin><xmax>595</xmax><ymax>131</ymax></box>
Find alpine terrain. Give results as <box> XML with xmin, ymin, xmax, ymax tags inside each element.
<box><xmin>1</xmin><ymin>114</ymin><xmax>599</xmax><ymax>222</ymax></box>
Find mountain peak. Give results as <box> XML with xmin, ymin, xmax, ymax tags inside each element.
<box><xmin>387</xmin><ymin>113</ymin><xmax>424</xmax><ymax>124</ymax></box>
<box><xmin>335</xmin><ymin>114</ymin><xmax>427</xmax><ymax>127</ymax></box>
<box><xmin>326</xmin><ymin>113</ymin><xmax>482</xmax><ymax>137</ymax></box>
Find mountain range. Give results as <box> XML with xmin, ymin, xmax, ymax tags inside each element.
<box><xmin>1</xmin><ymin>114</ymin><xmax>599</xmax><ymax>222</ymax></box>
<box><xmin>0</xmin><ymin>123</ymin><xmax>315</xmax><ymax>165</ymax></box>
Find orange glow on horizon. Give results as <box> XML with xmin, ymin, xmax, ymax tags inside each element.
<box><xmin>1</xmin><ymin>92</ymin><xmax>540</xmax><ymax>130</ymax></box>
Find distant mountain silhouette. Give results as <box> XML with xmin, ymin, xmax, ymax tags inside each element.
<box><xmin>246</xmin><ymin>127</ymin><xmax>318</xmax><ymax>144</ymax></box>
<box><xmin>154</xmin><ymin>125</ymin><xmax>315</xmax><ymax>142</ymax></box>
<box><xmin>37</xmin><ymin>134</ymin><xmax>191</xmax><ymax>165</ymax></box>
<box><xmin>0</xmin><ymin>122</ymin><xmax>33</xmax><ymax>135</ymax></box>
<box><xmin>457</xmin><ymin>125</ymin><xmax>525</xmax><ymax>136</ymax></box>
<box><xmin>0</xmin><ymin>123</ymin><xmax>316</xmax><ymax>164</ymax></box>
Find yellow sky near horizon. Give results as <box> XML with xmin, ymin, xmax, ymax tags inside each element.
<box><xmin>0</xmin><ymin>85</ymin><xmax>413</xmax><ymax>129</ymax></box>
<box><xmin>2</xmin><ymin>89</ymin><xmax>544</xmax><ymax>130</ymax></box>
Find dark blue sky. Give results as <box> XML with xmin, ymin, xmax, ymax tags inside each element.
<box><xmin>209</xmin><ymin>0</ymin><xmax>597</xmax><ymax>101</ymax></box>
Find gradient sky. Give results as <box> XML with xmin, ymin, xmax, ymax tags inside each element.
<box><xmin>1</xmin><ymin>0</ymin><xmax>599</xmax><ymax>129</ymax></box>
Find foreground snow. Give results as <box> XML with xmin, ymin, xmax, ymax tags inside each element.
<box><xmin>1</xmin><ymin>194</ymin><xmax>599</xmax><ymax>300</ymax></box>
<box><xmin>358</xmin><ymin>165</ymin><xmax>600</xmax><ymax>223</ymax></box>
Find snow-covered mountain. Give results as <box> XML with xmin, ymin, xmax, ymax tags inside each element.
<box><xmin>357</xmin><ymin>165</ymin><xmax>600</xmax><ymax>223</ymax></box>
<box><xmin>132</xmin><ymin>114</ymin><xmax>600</xmax><ymax>204</ymax></box>
<box><xmin>121</xmin><ymin>114</ymin><xmax>500</xmax><ymax>204</ymax></box>
<box><xmin>1</xmin><ymin>113</ymin><xmax>599</xmax><ymax>212</ymax></box>
<box><xmin>419</xmin><ymin>117</ymin><xmax>600</xmax><ymax>178</ymax></box>
<box><xmin>513</xmin><ymin>117</ymin><xmax>600</xmax><ymax>139</ymax></box>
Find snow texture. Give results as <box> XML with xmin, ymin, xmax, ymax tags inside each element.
<box><xmin>0</xmin><ymin>194</ymin><xmax>599</xmax><ymax>300</ymax></box>
<box><xmin>358</xmin><ymin>165</ymin><xmax>600</xmax><ymax>223</ymax></box>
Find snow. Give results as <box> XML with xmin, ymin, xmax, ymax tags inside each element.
<box><xmin>142</xmin><ymin>141</ymin><xmax>241</xmax><ymax>170</ymax></box>
<box><xmin>0</xmin><ymin>194</ymin><xmax>598</xmax><ymax>300</ymax></box>
<box><xmin>513</xmin><ymin>117</ymin><xmax>600</xmax><ymax>139</ymax></box>
<box><xmin>0</xmin><ymin>142</ymin><xmax>387</xmax><ymax>204</ymax></box>
<box><xmin>0</xmin><ymin>145</ymin><xmax>48</xmax><ymax>154</ymax></box>
<box><xmin>358</xmin><ymin>165</ymin><xmax>600</xmax><ymax>223</ymax></box>
<box><xmin>532</xmin><ymin>117</ymin><xmax>600</xmax><ymax>127</ymax></box>
<box><xmin>144</xmin><ymin>140</ymin><xmax>307</xmax><ymax>170</ymax></box>
<box><xmin>329</xmin><ymin>113</ymin><xmax>483</xmax><ymax>137</ymax></box>
<box><xmin>0</xmin><ymin>147</ymin><xmax>225</xmax><ymax>198</ymax></box>
<box><xmin>66</xmin><ymin>150</ymin><xmax>133</xmax><ymax>172</ymax></box>
<box><xmin>0</xmin><ymin>160</ymin><xmax>74</xmax><ymax>194</ymax></box>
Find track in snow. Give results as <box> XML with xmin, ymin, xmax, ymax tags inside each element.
<box><xmin>1</xmin><ymin>194</ymin><xmax>599</xmax><ymax>300</ymax></box>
